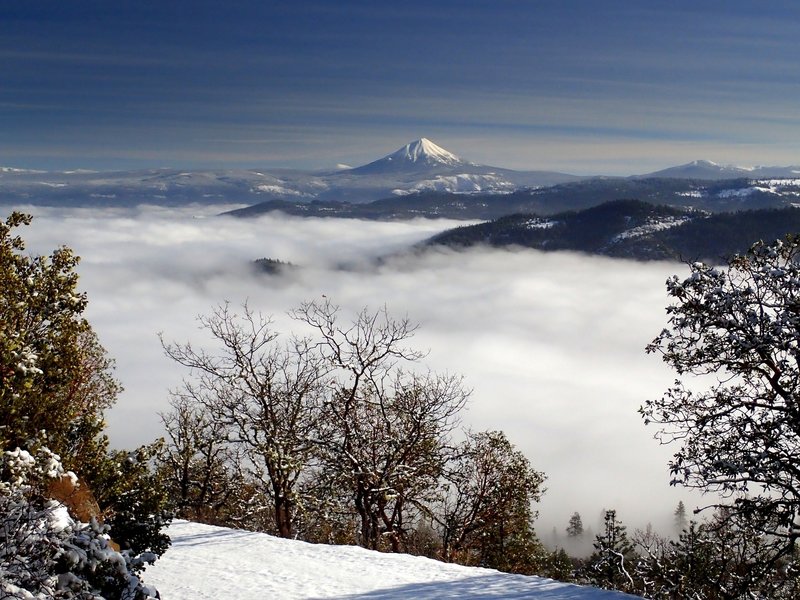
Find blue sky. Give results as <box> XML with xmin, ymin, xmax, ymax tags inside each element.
<box><xmin>2</xmin><ymin>0</ymin><xmax>799</xmax><ymax>173</ymax></box>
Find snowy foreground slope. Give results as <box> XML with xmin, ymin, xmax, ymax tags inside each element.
<box><xmin>145</xmin><ymin>521</ymin><xmax>639</xmax><ymax>599</ymax></box>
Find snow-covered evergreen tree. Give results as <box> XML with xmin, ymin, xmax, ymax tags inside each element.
<box><xmin>585</xmin><ymin>510</ymin><xmax>635</xmax><ymax>592</ymax></box>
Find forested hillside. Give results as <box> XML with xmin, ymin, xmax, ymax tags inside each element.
<box><xmin>427</xmin><ymin>201</ymin><xmax>800</xmax><ymax>262</ymax></box>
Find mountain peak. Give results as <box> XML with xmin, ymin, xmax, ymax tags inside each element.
<box><xmin>393</xmin><ymin>138</ymin><xmax>463</xmax><ymax>166</ymax></box>
<box><xmin>349</xmin><ymin>138</ymin><xmax>467</xmax><ymax>174</ymax></box>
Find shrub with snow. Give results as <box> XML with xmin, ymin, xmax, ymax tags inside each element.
<box><xmin>0</xmin><ymin>446</ymin><xmax>159</xmax><ymax>600</ymax></box>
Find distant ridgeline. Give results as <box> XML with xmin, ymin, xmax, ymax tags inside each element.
<box><xmin>3</xmin><ymin>140</ymin><xmax>799</xmax><ymax>213</ymax></box>
<box><xmin>225</xmin><ymin>176</ymin><xmax>800</xmax><ymax>221</ymax></box>
<box><xmin>424</xmin><ymin>200</ymin><xmax>800</xmax><ymax>263</ymax></box>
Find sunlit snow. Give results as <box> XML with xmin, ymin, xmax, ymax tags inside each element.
<box><xmin>611</xmin><ymin>216</ymin><xmax>692</xmax><ymax>242</ymax></box>
<box><xmin>523</xmin><ymin>218</ymin><xmax>559</xmax><ymax>229</ymax></box>
<box><xmin>145</xmin><ymin>521</ymin><xmax>639</xmax><ymax>600</ymax></box>
<box><xmin>393</xmin><ymin>172</ymin><xmax>515</xmax><ymax>195</ymax></box>
<box><xmin>391</xmin><ymin>137</ymin><xmax>465</xmax><ymax>167</ymax></box>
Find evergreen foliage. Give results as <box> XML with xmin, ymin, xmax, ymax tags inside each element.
<box><xmin>585</xmin><ymin>510</ymin><xmax>636</xmax><ymax>591</ymax></box>
<box><xmin>0</xmin><ymin>212</ymin><xmax>116</xmax><ymax>471</ymax></box>
<box><xmin>0</xmin><ymin>212</ymin><xmax>169</xmax><ymax>597</ymax></box>
<box><xmin>567</xmin><ymin>512</ymin><xmax>584</xmax><ymax>538</ymax></box>
<box><xmin>427</xmin><ymin>201</ymin><xmax>800</xmax><ymax>263</ymax></box>
<box><xmin>0</xmin><ymin>447</ymin><xmax>159</xmax><ymax>599</ymax></box>
<box><xmin>673</xmin><ymin>500</ymin><xmax>688</xmax><ymax>534</ymax></box>
<box><xmin>435</xmin><ymin>430</ymin><xmax>547</xmax><ymax>574</ymax></box>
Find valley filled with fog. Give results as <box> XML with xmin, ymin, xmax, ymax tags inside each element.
<box><xmin>19</xmin><ymin>204</ymin><xmax>705</xmax><ymax>539</ymax></box>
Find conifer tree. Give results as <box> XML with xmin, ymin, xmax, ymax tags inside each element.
<box><xmin>567</xmin><ymin>511</ymin><xmax>584</xmax><ymax>537</ymax></box>
<box><xmin>586</xmin><ymin>509</ymin><xmax>636</xmax><ymax>592</ymax></box>
<box><xmin>673</xmin><ymin>500</ymin><xmax>688</xmax><ymax>534</ymax></box>
<box><xmin>0</xmin><ymin>212</ymin><xmax>169</xmax><ymax>596</ymax></box>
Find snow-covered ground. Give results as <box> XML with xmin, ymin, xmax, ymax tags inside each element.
<box><xmin>145</xmin><ymin>521</ymin><xmax>639</xmax><ymax>599</ymax></box>
<box><xmin>611</xmin><ymin>215</ymin><xmax>692</xmax><ymax>242</ymax></box>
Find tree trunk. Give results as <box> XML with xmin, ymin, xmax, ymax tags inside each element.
<box><xmin>273</xmin><ymin>481</ymin><xmax>293</xmax><ymax>538</ymax></box>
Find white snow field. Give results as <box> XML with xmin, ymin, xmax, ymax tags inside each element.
<box><xmin>145</xmin><ymin>521</ymin><xmax>639</xmax><ymax>599</ymax></box>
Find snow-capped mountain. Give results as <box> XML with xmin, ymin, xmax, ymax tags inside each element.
<box><xmin>349</xmin><ymin>137</ymin><xmax>470</xmax><ymax>173</ymax></box>
<box><xmin>640</xmin><ymin>159</ymin><xmax>800</xmax><ymax>180</ymax></box>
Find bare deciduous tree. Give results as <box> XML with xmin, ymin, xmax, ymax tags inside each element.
<box><xmin>158</xmin><ymin>394</ymin><xmax>241</xmax><ymax>524</ymax></box>
<box><xmin>159</xmin><ymin>299</ymin><xmax>548</xmax><ymax>564</ymax></box>
<box><xmin>643</xmin><ymin>237</ymin><xmax>800</xmax><ymax>567</ymax></box>
<box><xmin>161</xmin><ymin>302</ymin><xmax>327</xmax><ymax>538</ymax></box>
<box><xmin>292</xmin><ymin>299</ymin><xmax>469</xmax><ymax>551</ymax></box>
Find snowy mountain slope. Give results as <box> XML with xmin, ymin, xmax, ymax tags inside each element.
<box><xmin>228</xmin><ymin>175</ymin><xmax>800</xmax><ymax>221</ymax></box>
<box><xmin>144</xmin><ymin>521</ymin><xmax>638</xmax><ymax>600</ymax></box>
<box><xmin>348</xmin><ymin>137</ymin><xmax>471</xmax><ymax>173</ymax></box>
<box><xmin>393</xmin><ymin>172</ymin><xmax>517</xmax><ymax>195</ymax></box>
<box><xmin>0</xmin><ymin>167</ymin><xmax>328</xmax><ymax>206</ymax></box>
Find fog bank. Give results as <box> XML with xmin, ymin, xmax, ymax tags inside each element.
<box><xmin>17</xmin><ymin>204</ymin><xmax>704</xmax><ymax>537</ymax></box>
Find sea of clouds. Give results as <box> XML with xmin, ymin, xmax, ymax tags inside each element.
<box><xmin>16</xmin><ymin>203</ymin><xmax>708</xmax><ymax>539</ymax></box>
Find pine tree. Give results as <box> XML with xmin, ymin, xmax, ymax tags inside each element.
<box><xmin>567</xmin><ymin>511</ymin><xmax>584</xmax><ymax>537</ymax></box>
<box><xmin>586</xmin><ymin>509</ymin><xmax>636</xmax><ymax>591</ymax></box>
<box><xmin>673</xmin><ymin>500</ymin><xmax>688</xmax><ymax>534</ymax></box>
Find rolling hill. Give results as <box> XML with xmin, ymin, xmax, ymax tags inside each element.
<box><xmin>425</xmin><ymin>200</ymin><xmax>800</xmax><ymax>262</ymax></box>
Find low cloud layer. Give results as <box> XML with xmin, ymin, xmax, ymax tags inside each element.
<box><xmin>18</xmin><ymin>204</ymin><xmax>706</xmax><ymax>536</ymax></box>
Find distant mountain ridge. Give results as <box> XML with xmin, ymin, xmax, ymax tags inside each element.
<box><xmin>0</xmin><ymin>138</ymin><xmax>579</xmax><ymax>207</ymax></box>
<box><xmin>641</xmin><ymin>159</ymin><xmax>800</xmax><ymax>180</ymax></box>
<box><xmin>226</xmin><ymin>176</ymin><xmax>800</xmax><ymax>220</ymax></box>
<box><xmin>2</xmin><ymin>139</ymin><xmax>800</xmax><ymax>208</ymax></box>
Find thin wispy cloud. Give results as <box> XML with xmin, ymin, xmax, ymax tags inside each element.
<box><xmin>2</xmin><ymin>1</ymin><xmax>799</xmax><ymax>172</ymax></box>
